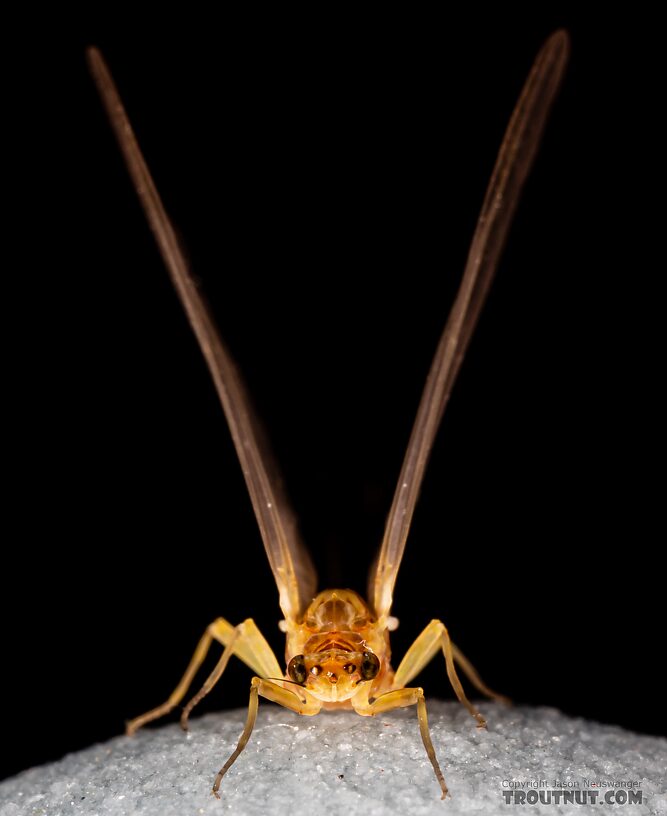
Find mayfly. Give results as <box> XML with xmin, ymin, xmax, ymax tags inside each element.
<box><xmin>87</xmin><ymin>31</ymin><xmax>569</xmax><ymax>800</ymax></box>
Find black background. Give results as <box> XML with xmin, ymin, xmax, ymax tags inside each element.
<box><xmin>4</xmin><ymin>9</ymin><xmax>663</xmax><ymax>781</ymax></box>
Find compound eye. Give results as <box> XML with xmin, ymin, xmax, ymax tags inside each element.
<box><xmin>360</xmin><ymin>651</ymin><xmax>380</xmax><ymax>680</ymax></box>
<box><xmin>287</xmin><ymin>654</ymin><xmax>307</xmax><ymax>685</ymax></box>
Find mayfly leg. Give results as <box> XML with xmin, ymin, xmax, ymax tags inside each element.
<box><xmin>354</xmin><ymin>686</ymin><xmax>448</xmax><ymax>799</ymax></box>
<box><xmin>212</xmin><ymin>678</ymin><xmax>321</xmax><ymax>798</ymax></box>
<box><xmin>125</xmin><ymin>623</ymin><xmax>217</xmax><ymax>736</ymax></box>
<box><xmin>125</xmin><ymin>618</ymin><xmax>282</xmax><ymax>734</ymax></box>
<box><xmin>393</xmin><ymin>619</ymin><xmax>509</xmax><ymax>729</ymax></box>
<box><xmin>450</xmin><ymin>642</ymin><xmax>511</xmax><ymax>706</ymax></box>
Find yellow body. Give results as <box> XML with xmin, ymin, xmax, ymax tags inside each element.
<box><xmin>284</xmin><ymin>589</ymin><xmax>393</xmax><ymax>706</ymax></box>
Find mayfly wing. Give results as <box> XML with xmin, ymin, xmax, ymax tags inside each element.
<box><xmin>370</xmin><ymin>31</ymin><xmax>570</xmax><ymax>620</ymax></box>
<box><xmin>87</xmin><ymin>48</ymin><xmax>316</xmax><ymax>623</ymax></box>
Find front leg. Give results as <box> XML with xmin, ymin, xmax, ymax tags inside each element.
<box><xmin>213</xmin><ymin>677</ymin><xmax>321</xmax><ymax>798</ymax></box>
<box><xmin>353</xmin><ymin>686</ymin><xmax>448</xmax><ymax>800</ymax></box>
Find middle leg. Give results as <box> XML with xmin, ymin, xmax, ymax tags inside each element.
<box><xmin>393</xmin><ymin>619</ymin><xmax>509</xmax><ymax>728</ymax></box>
<box><xmin>180</xmin><ymin>617</ymin><xmax>284</xmax><ymax>730</ymax></box>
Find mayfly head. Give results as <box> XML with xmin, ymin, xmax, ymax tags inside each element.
<box><xmin>287</xmin><ymin>650</ymin><xmax>380</xmax><ymax>702</ymax></box>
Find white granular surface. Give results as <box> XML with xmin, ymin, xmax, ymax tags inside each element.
<box><xmin>1</xmin><ymin>703</ymin><xmax>665</xmax><ymax>815</ymax></box>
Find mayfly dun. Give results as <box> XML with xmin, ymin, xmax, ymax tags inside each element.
<box><xmin>87</xmin><ymin>31</ymin><xmax>569</xmax><ymax>799</ymax></box>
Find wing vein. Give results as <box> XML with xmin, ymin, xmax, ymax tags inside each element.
<box><xmin>87</xmin><ymin>48</ymin><xmax>317</xmax><ymax>621</ymax></box>
<box><xmin>371</xmin><ymin>31</ymin><xmax>570</xmax><ymax>619</ymax></box>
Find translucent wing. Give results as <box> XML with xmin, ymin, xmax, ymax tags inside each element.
<box><xmin>87</xmin><ymin>48</ymin><xmax>317</xmax><ymax>622</ymax></box>
<box><xmin>370</xmin><ymin>31</ymin><xmax>570</xmax><ymax>620</ymax></box>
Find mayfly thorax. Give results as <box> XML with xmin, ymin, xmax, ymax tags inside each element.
<box><xmin>87</xmin><ymin>31</ymin><xmax>569</xmax><ymax>800</ymax></box>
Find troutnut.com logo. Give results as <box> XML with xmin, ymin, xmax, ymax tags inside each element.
<box><xmin>501</xmin><ymin>779</ymin><xmax>643</xmax><ymax>805</ymax></box>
